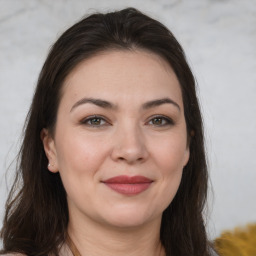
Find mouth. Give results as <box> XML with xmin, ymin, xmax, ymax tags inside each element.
<box><xmin>102</xmin><ymin>175</ymin><xmax>153</xmax><ymax>195</ymax></box>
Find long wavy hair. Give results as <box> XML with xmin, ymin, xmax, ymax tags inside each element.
<box><xmin>1</xmin><ymin>7</ymin><xmax>213</xmax><ymax>256</ymax></box>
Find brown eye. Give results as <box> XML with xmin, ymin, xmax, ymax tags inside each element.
<box><xmin>148</xmin><ymin>116</ymin><xmax>174</xmax><ymax>126</ymax></box>
<box><xmin>152</xmin><ymin>118</ymin><xmax>164</xmax><ymax>125</ymax></box>
<box><xmin>89</xmin><ymin>118</ymin><xmax>102</xmax><ymax>126</ymax></box>
<box><xmin>81</xmin><ymin>116</ymin><xmax>108</xmax><ymax>127</ymax></box>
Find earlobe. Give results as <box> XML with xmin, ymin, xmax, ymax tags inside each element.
<box><xmin>183</xmin><ymin>147</ymin><xmax>190</xmax><ymax>167</ymax></box>
<box><xmin>184</xmin><ymin>131</ymin><xmax>193</xmax><ymax>167</ymax></box>
<box><xmin>41</xmin><ymin>128</ymin><xmax>59</xmax><ymax>173</ymax></box>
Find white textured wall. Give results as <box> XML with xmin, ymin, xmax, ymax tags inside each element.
<box><xmin>0</xmin><ymin>0</ymin><xmax>255</xmax><ymax>239</ymax></box>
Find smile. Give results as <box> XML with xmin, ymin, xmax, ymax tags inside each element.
<box><xmin>102</xmin><ymin>175</ymin><xmax>153</xmax><ymax>195</ymax></box>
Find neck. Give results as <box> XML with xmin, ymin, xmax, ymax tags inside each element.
<box><xmin>67</xmin><ymin>212</ymin><xmax>165</xmax><ymax>256</ymax></box>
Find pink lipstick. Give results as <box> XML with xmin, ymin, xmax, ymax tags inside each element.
<box><xmin>102</xmin><ymin>175</ymin><xmax>153</xmax><ymax>195</ymax></box>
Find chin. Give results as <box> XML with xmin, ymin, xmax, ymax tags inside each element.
<box><xmin>100</xmin><ymin>207</ymin><xmax>158</xmax><ymax>229</ymax></box>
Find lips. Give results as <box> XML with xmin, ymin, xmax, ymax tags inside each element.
<box><xmin>102</xmin><ymin>175</ymin><xmax>153</xmax><ymax>195</ymax></box>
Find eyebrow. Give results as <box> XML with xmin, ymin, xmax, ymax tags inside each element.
<box><xmin>142</xmin><ymin>98</ymin><xmax>180</xmax><ymax>111</ymax></box>
<box><xmin>70</xmin><ymin>98</ymin><xmax>117</xmax><ymax>112</ymax></box>
<box><xmin>70</xmin><ymin>97</ymin><xmax>180</xmax><ymax>112</ymax></box>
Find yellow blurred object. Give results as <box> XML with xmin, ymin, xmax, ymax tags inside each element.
<box><xmin>214</xmin><ymin>224</ymin><xmax>256</xmax><ymax>256</ymax></box>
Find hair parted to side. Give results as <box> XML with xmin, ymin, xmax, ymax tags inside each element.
<box><xmin>1</xmin><ymin>7</ymin><xmax>213</xmax><ymax>256</ymax></box>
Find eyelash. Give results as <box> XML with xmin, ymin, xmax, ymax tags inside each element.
<box><xmin>80</xmin><ymin>115</ymin><xmax>109</xmax><ymax>127</ymax></box>
<box><xmin>80</xmin><ymin>115</ymin><xmax>174</xmax><ymax>128</ymax></box>
<box><xmin>147</xmin><ymin>115</ymin><xmax>174</xmax><ymax>126</ymax></box>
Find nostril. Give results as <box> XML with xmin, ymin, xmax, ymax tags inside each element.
<box><xmin>118</xmin><ymin>156</ymin><xmax>144</xmax><ymax>163</ymax></box>
<box><xmin>110</xmin><ymin>135</ymin><xmax>149</xmax><ymax>164</ymax></box>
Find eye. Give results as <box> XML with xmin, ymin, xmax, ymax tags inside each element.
<box><xmin>147</xmin><ymin>115</ymin><xmax>174</xmax><ymax>126</ymax></box>
<box><xmin>80</xmin><ymin>115</ymin><xmax>109</xmax><ymax>127</ymax></box>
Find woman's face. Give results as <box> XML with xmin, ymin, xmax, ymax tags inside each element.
<box><xmin>42</xmin><ymin>50</ymin><xmax>189</xmax><ymax>229</ymax></box>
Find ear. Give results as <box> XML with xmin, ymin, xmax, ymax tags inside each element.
<box><xmin>183</xmin><ymin>146</ymin><xmax>190</xmax><ymax>167</ymax></box>
<box><xmin>41</xmin><ymin>128</ymin><xmax>59</xmax><ymax>173</ymax></box>
<box><xmin>183</xmin><ymin>130</ymin><xmax>194</xmax><ymax>167</ymax></box>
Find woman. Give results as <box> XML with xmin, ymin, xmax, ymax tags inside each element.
<box><xmin>0</xmin><ymin>7</ymin><xmax>215</xmax><ymax>256</ymax></box>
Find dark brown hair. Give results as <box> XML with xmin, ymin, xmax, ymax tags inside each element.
<box><xmin>1</xmin><ymin>7</ymin><xmax>213</xmax><ymax>256</ymax></box>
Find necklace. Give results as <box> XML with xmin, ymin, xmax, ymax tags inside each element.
<box><xmin>66</xmin><ymin>234</ymin><xmax>82</xmax><ymax>256</ymax></box>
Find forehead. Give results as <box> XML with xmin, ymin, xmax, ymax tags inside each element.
<box><xmin>60</xmin><ymin>49</ymin><xmax>183</xmax><ymax>109</ymax></box>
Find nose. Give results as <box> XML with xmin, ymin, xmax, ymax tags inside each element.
<box><xmin>110</xmin><ymin>124</ymin><xmax>149</xmax><ymax>164</ymax></box>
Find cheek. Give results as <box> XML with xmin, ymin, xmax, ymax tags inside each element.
<box><xmin>54</xmin><ymin>132</ymin><xmax>110</xmax><ymax>208</ymax></box>
<box><xmin>55</xmin><ymin>130</ymin><xmax>110</xmax><ymax>179</ymax></box>
<box><xmin>150</xmin><ymin>134</ymin><xmax>187</xmax><ymax>208</ymax></box>
<box><xmin>153</xmin><ymin>134</ymin><xmax>188</xmax><ymax>173</ymax></box>
<box><xmin>157</xmin><ymin>145</ymin><xmax>184</xmax><ymax>193</ymax></box>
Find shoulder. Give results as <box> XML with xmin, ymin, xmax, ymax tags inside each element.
<box><xmin>0</xmin><ymin>244</ymin><xmax>71</xmax><ymax>256</ymax></box>
<box><xmin>58</xmin><ymin>243</ymin><xmax>72</xmax><ymax>256</ymax></box>
<box><xmin>0</xmin><ymin>254</ymin><xmax>26</xmax><ymax>256</ymax></box>
<box><xmin>209</xmin><ymin>247</ymin><xmax>220</xmax><ymax>256</ymax></box>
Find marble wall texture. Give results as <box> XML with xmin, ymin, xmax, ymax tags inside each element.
<box><xmin>0</xmin><ymin>0</ymin><xmax>256</xmax><ymax>239</ymax></box>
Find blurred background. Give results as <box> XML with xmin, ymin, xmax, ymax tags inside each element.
<box><xmin>0</xmin><ymin>0</ymin><xmax>255</xmax><ymax>240</ymax></box>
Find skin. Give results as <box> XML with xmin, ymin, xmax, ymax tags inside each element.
<box><xmin>42</xmin><ymin>50</ymin><xmax>190</xmax><ymax>256</ymax></box>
